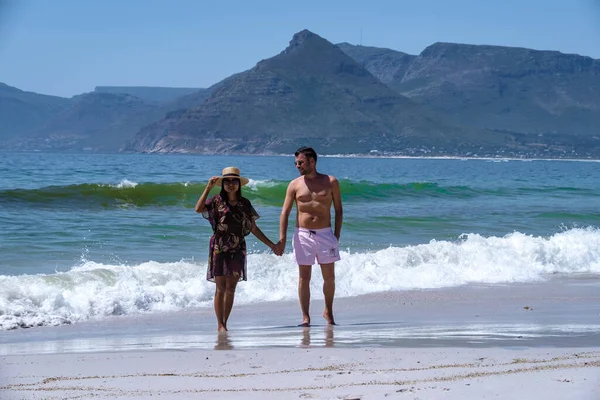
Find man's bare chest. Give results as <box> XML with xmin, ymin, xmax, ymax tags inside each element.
<box><xmin>296</xmin><ymin>186</ymin><xmax>331</xmax><ymax>204</ymax></box>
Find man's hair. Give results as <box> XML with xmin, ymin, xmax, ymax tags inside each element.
<box><xmin>295</xmin><ymin>146</ymin><xmax>317</xmax><ymax>162</ymax></box>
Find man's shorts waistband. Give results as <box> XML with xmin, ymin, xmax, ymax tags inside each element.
<box><xmin>296</xmin><ymin>227</ymin><xmax>332</xmax><ymax>234</ymax></box>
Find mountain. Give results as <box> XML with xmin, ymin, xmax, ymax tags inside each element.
<box><xmin>0</xmin><ymin>83</ymin><xmax>70</xmax><ymax>140</ymax></box>
<box><xmin>336</xmin><ymin>43</ymin><xmax>415</xmax><ymax>87</ymax></box>
<box><xmin>27</xmin><ymin>92</ymin><xmax>166</xmax><ymax>151</ymax></box>
<box><xmin>163</xmin><ymin>86</ymin><xmax>214</xmax><ymax>113</ymax></box>
<box><xmin>124</xmin><ymin>30</ymin><xmax>478</xmax><ymax>155</ymax></box>
<box><xmin>0</xmin><ymin>86</ymin><xmax>215</xmax><ymax>152</ymax></box>
<box><xmin>339</xmin><ymin>42</ymin><xmax>600</xmax><ymax>152</ymax></box>
<box><xmin>3</xmin><ymin>33</ymin><xmax>600</xmax><ymax>157</ymax></box>
<box><xmin>402</xmin><ymin>43</ymin><xmax>600</xmax><ymax>136</ymax></box>
<box><xmin>94</xmin><ymin>86</ymin><xmax>202</xmax><ymax>102</ymax></box>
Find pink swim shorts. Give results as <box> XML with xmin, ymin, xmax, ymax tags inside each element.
<box><xmin>292</xmin><ymin>227</ymin><xmax>341</xmax><ymax>265</ymax></box>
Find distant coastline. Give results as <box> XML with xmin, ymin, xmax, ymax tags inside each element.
<box><xmin>4</xmin><ymin>148</ymin><xmax>600</xmax><ymax>163</ymax></box>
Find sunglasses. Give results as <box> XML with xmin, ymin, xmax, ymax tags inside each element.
<box><xmin>223</xmin><ymin>178</ymin><xmax>240</xmax><ymax>184</ymax></box>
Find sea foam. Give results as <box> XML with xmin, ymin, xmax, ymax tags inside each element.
<box><xmin>1</xmin><ymin>227</ymin><xmax>599</xmax><ymax>330</ymax></box>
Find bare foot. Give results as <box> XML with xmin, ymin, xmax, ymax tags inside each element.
<box><xmin>323</xmin><ymin>311</ymin><xmax>336</xmax><ymax>325</ymax></box>
<box><xmin>298</xmin><ymin>317</ymin><xmax>310</xmax><ymax>327</ymax></box>
<box><xmin>218</xmin><ymin>324</ymin><xmax>228</xmax><ymax>332</ymax></box>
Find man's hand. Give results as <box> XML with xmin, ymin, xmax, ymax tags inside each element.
<box><xmin>272</xmin><ymin>240</ymin><xmax>286</xmax><ymax>256</ymax></box>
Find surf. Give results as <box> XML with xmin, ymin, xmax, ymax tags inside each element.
<box><xmin>1</xmin><ymin>227</ymin><xmax>599</xmax><ymax>330</ymax></box>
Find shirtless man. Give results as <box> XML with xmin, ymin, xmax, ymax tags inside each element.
<box><xmin>279</xmin><ymin>147</ymin><xmax>343</xmax><ymax>326</ymax></box>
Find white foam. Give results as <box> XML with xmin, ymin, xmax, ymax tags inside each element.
<box><xmin>1</xmin><ymin>228</ymin><xmax>599</xmax><ymax>330</ymax></box>
<box><xmin>244</xmin><ymin>179</ymin><xmax>274</xmax><ymax>190</ymax></box>
<box><xmin>110</xmin><ymin>179</ymin><xmax>138</xmax><ymax>188</ymax></box>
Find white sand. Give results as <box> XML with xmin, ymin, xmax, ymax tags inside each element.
<box><xmin>1</xmin><ymin>346</ymin><xmax>600</xmax><ymax>399</ymax></box>
<box><xmin>2</xmin><ymin>278</ymin><xmax>600</xmax><ymax>399</ymax></box>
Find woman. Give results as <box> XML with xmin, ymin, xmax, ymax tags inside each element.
<box><xmin>195</xmin><ymin>166</ymin><xmax>281</xmax><ymax>332</ymax></box>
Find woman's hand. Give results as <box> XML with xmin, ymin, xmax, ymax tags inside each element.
<box><xmin>272</xmin><ymin>240</ymin><xmax>285</xmax><ymax>256</ymax></box>
<box><xmin>206</xmin><ymin>176</ymin><xmax>220</xmax><ymax>191</ymax></box>
<box><xmin>195</xmin><ymin>176</ymin><xmax>220</xmax><ymax>213</ymax></box>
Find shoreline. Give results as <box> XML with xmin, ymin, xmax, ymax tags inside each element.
<box><xmin>1</xmin><ymin>278</ymin><xmax>599</xmax><ymax>399</ymax></box>
<box><xmin>2</xmin><ymin>277</ymin><xmax>599</xmax><ymax>355</ymax></box>
<box><xmin>3</xmin><ymin>149</ymin><xmax>600</xmax><ymax>162</ymax></box>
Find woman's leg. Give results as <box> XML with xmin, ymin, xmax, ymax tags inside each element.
<box><xmin>223</xmin><ymin>274</ymin><xmax>239</xmax><ymax>328</ymax></box>
<box><xmin>214</xmin><ymin>276</ymin><xmax>227</xmax><ymax>332</ymax></box>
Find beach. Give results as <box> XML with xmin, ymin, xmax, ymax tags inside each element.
<box><xmin>2</xmin><ymin>346</ymin><xmax>599</xmax><ymax>399</ymax></box>
<box><xmin>2</xmin><ymin>277</ymin><xmax>599</xmax><ymax>399</ymax></box>
<box><xmin>2</xmin><ymin>154</ymin><xmax>600</xmax><ymax>398</ymax></box>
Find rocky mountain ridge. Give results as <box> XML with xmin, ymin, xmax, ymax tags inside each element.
<box><xmin>2</xmin><ymin>30</ymin><xmax>598</xmax><ymax>158</ymax></box>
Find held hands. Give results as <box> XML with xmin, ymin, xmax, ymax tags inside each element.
<box><xmin>271</xmin><ymin>240</ymin><xmax>285</xmax><ymax>256</ymax></box>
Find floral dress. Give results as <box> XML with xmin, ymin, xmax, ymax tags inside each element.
<box><xmin>202</xmin><ymin>194</ymin><xmax>259</xmax><ymax>282</ymax></box>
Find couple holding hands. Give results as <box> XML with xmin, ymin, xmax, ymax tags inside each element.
<box><xmin>195</xmin><ymin>147</ymin><xmax>343</xmax><ymax>332</ymax></box>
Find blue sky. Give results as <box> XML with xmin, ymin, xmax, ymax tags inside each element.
<box><xmin>1</xmin><ymin>0</ymin><xmax>598</xmax><ymax>97</ymax></box>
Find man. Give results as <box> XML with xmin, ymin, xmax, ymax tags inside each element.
<box><xmin>279</xmin><ymin>147</ymin><xmax>343</xmax><ymax>326</ymax></box>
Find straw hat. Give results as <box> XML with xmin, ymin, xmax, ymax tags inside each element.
<box><xmin>216</xmin><ymin>166</ymin><xmax>249</xmax><ymax>186</ymax></box>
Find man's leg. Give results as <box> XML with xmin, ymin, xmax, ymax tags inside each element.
<box><xmin>223</xmin><ymin>274</ymin><xmax>239</xmax><ymax>329</ymax></box>
<box><xmin>214</xmin><ymin>276</ymin><xmax>227</xmax><ymax>332</ymax></box>
<box><xmin>298</xmin><ymin>265</ymin><xmax>312</xmax><ymax>326</ymax></box>
<box><xmin>320</xmin><ymin>263</ymin><xmax>335</xmax><ymax>325</ymax></box>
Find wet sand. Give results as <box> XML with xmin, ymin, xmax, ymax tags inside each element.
<box><xmin>1</xmin><ymin>277</ymin><xmax>600</xmax><ymax>399</ymax></box>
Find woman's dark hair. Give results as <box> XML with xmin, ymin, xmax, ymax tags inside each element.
<box><xmin>295</xmin><ymin>146</ymin><xmax>317</xmax><ymax>162</ymax></box>
<box><xmin>220</xmin><ymin>179</ymin><xmax>242</xmax><ymax>202</ymax></box>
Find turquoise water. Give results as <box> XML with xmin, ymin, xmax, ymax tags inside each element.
<box><xmin>1</xmin><ymin>152</ymin><xmax>599</xmax><ymax>330</ymax></box>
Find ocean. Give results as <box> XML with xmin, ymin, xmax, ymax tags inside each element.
<box><xmin>1</xmin><ymin>152</ymin><xmax>599</xmax><ymax>341</ymax></box>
